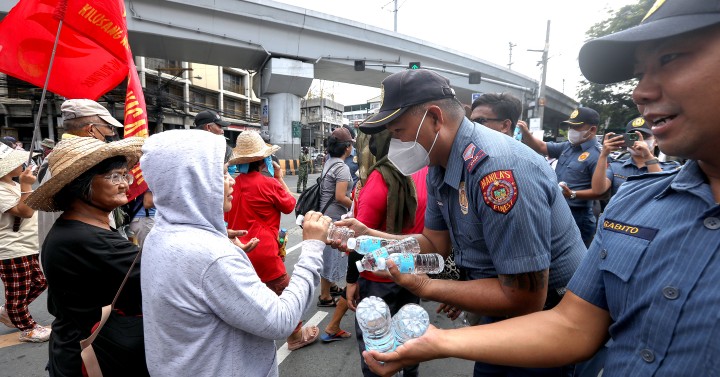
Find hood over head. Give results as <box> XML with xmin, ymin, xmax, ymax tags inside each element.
<box><xmin>140</xmin><ymin>129</ymin><xmax>227</xmax><ymax>234</ymax></box>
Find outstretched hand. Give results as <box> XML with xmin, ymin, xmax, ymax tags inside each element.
<box><xmin>302</xmin><ymin>211</ymin><xmax>331</xmax><ymax>241</ymax></box>
<box><xmin>362</xmin><ymin>325</ymin><xmax>444</xmax><ymax>376</ymax></box>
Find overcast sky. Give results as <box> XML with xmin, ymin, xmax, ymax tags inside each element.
<box><xmin>277</xmin><ymin>0</ymin><xmax>637</xmax><ymax>105</ymax></box>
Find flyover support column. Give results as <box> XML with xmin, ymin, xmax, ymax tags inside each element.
<box><xmin>259</xmin><ymin>58</ymin><xmax>314</xmax><ymax>161</ymax></box>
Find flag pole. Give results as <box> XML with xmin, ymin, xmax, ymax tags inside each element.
<box><xmin>27</xmin><ymin>0</ymin><xmax>68</xmax><ymax>166</ymax></box>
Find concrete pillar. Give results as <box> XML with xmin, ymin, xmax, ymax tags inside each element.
<box><xmin>268</xmin><ymin>93</ymin><xmax>300</xmax><ymax>160</ymax></box>
<box><xmin>259</xmin><ymin>58</ymin><xmax>313</xmax><ymax>161</ymax></box>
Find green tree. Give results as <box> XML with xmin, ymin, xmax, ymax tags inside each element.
<box><xmin>577</xmin><ymin>0</ymin><xmax>654</xmax><ymax>134</ymax></box>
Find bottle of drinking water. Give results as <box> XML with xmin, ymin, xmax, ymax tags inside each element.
<box><xmin>392</xmin><ymin>304</ymin><xmax>429</xmax><ymax>346</ymax></box>
<box><xmin>358</xmin><ymin>253</ymin><xmax>444</xmax><ymax>274</ymax></box>
<box><xmin>356</xmin><ymin>296</ymin><xmax>396</xmax><ymax>354</ymax></box>
<box><xmin>355</xmin><ymin>238</ymin><xmax>421</xmax><ymax>273</ymax></box>
<box><xmin>295</xmin><ymin>214</ymin><xmax>355</xmax><ymax>244</ymax></box>
<box><xmin>346</xmin><ymin>235</ymin><xmax>398</xmax><ymax>255</ymax></box>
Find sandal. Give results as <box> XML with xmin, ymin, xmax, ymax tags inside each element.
<box><xmin>317</xmin><ymin>296</ymin><xmax>337</xmax><ymax>307</ymax></box>
<box><xmin>320</xmin><ymin>330</ymin><xmax>352</xmax><ymax>342</ymax></box>
<box><xmin>329</xmin><ymin>285</ymin><xmax>343</xmax><ymax>297</ymax></box>
<box><xmin>287</xmin><ymin>325</ymin><xmax>319</xmax><ymax>351</ymax></box>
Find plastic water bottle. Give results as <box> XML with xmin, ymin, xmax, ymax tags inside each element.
<box><xmin>513</xmin><ymin>125</ymin><xmax>523</xmax><ymax>141</ymax></box>
<box><xmin>355</xmin><ymin>238</ymin><xmax>421</xmax><ymax>272</ymax></box>
<box><xmin>359</xmin><ymin>253</ymin><xmax>444</xmax><ymax>274</ymax></box>
<box><xmin>356</xmin><ymin>296</ymin><xmax>395</xmax><ymax>354</ymax></box>
<box><xmin>392</xmin><ymin>304</ymin><xmax>429</xmax><ymax>346</ymax></box>
<box><xmin>346</xmin><ymin>235</ymin><xmax>398</xmax><ymax>255</ymax></box>
<box><xmin>295</xmin><ymin>214</ymin><xmax>355</xmax><ymax>244</ymax></box>
<box><xmin>326</xmin><ymin>223</ymin><xmax>355</xmax><ymax>245</ymax></box>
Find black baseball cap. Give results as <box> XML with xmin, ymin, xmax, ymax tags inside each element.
<box><xmin>194</xmin><ymin>110</ymin><xmax>230</xmax><ymax>128</ymax></box>
<box><xmin>563</xmin><ymin>107</ymin><xmax>600</xmax><ymax>126</ymax></box>
<box><xmin>359</xmin><ymin>69</ymin><xmax>456</xmax><ymax>134</ymax></box>
<box><xmin>625</xmin><ymin>116</ymin><xmax>652</xmax><ymax>135</ymax></box>
<box><xmin>579</xmin><ymin>0</ymin><xmax>720</xmax><ymax>84</ymax></box>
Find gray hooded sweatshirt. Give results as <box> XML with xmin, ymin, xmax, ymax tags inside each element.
<box><xmin>139</xmin><ymin>130</ymin><xmax>323</xmax><ymax>377</ymax></box>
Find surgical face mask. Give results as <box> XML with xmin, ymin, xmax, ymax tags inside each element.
<box><xmin>644</xmin><ymin>138</ymin><xmax>655</xmax><ymax>151</ymax></box>
<box><xmin>567</xmin><ymin>128</ymin><xmax>587</xmax><ymax>145</ymax></box>
<box><xmin>388</xmin><ymin>110</ymin><xmax>438</xmax><ymax>176</ymax></box>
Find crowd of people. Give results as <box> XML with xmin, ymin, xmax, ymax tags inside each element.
<box><xmin>0</xmin><ymin>1</ymin><xmax>717</xmax><ymax>376</ymax></box>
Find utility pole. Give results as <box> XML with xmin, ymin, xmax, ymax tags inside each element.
<box><xmin>508</xmin><ymin>42</ymin><xmax>517</xmax><ymax>70</ymax></box>
<box><xmin>394</xmin><ymin>0</ymin><xmax>398</xmax><ymax>32</ymax></box>
<box><xmin>528</xmin><ymin>20</ymin><xmax>550</xmax><ymax>130</ymax></box>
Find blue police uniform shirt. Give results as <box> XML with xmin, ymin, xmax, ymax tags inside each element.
<box><xmin>344</xmin><ymin>147</ymin><xmax>359</xmax><ymax>186</ymax></box>
<box><xmin>424</xmin><ymin>118</ymin><xmax>585</xmax><ymax>289</ymax></box>
<box><xmin>547</xmin><ymin>138</ymin><xmax>602</xmax><ymax>208</ymax></box>
<box><xmin>606</xmin><ymin>158</ymin><xmax>680</xmax><ymax>196</ymax></box>
<box><xmin>568</xmin><ymin>160</ymin><xmax>720</xmax><ymax>376</ymax></box>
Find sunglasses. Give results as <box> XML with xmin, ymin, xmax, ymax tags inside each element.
<box><xmin>471</xmin><ymin>118</ymin><xmax>504</xmax><ymax>125</ymax></box>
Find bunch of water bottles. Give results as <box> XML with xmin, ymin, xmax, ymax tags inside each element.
<box><xmin>356</xmin><ymin>297</ymin><xmax>430</xmax><ymax>355</ymax></box>
<box><xmin>296</xmin><ymin>215</ymin><xmax>445</xmax><ymax>275</ymax></box>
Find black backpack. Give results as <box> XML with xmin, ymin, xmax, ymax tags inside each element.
<box><xmin>295</xmin><ymin>162</ymin><xmax>343</xmax><ymax>217</ymax></box>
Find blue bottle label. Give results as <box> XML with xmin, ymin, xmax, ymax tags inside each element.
<box><xmin>358</xmin><ymin>238</ymin><xmax>383</xmax><ymax>254</ymax></box>
<box><xmin>371</xmin><ymin>247</ymin><xmax>390</xmax><ymax>260</ymax></box>
<box><xmin>395</xmin><ymin>254</ymin><xmax>414</xmax><ymax>273</ymax></box>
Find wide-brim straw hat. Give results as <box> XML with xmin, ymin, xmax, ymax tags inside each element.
<box><xmin>26</xmin><ymin>136</ymin><xmax>145</xmax><ymax>212</ymax></box>
<box><xmin>0</xmin><ymin>144</ymin><xmax>38</xmax><ymax>178</ymax></box>
<box><xmin>228</xmin><ymin>131</ymin><xmax>280</xmax><ymax>165</ymax></box>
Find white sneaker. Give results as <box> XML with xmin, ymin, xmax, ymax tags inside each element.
<box><xmin>0</xmin><ymin>305</ymin><xmax>14</xmax><ymax>328</ymax></box>
<box><xmin>19</xmin><ymin>325</ymin><xmax>51</xmax><ymax>343</ymax></box>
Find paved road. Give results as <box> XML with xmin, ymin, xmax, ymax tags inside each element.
<box><xmin>0</xmin><ymin>173</ymin><xmax>474</xmax><ymax>376</ymax></box>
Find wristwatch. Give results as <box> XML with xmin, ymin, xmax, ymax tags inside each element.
<box><xmin>570</xmin><ymin>191</ymin><xmax>577</xmax><ymax>200</ymax></box>
<box><xmin>645</xmin><ymin>158</ymin><xmax>659</xmax><ymax>165</ymax></box>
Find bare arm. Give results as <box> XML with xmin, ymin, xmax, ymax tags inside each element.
<box><xmin>143</xmin><ymin>191</ymin><xmax>154</xmax><ymax>209</ymax></box>
<box><xmin>7</xmin><ymin>167</ymin><xmax>36</xmax><ymax>218</ymax></box>
<box><xmin>334</xmin><ymin>180</ymin><xmax>353</xmax><ymax>208</ymax></box>
<box><xmin>517</xmin><ymin>121</ymin><xmax>548</xmax><ymax>155</ymax></box>
<box><xmin>364</xmin><ymin>291</ymin><xmax>611</xmax><ymax>376</ymax></box>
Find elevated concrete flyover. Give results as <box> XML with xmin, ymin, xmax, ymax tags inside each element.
<box><xmin>0</xmin><ymin>0</ymin><xmax>578</xmax><ymax>133</ymax></box>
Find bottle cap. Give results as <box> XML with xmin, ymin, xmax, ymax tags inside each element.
<box><xmin>355</xmin><ymin>260</ymin><xmax>365</xmax><ymax>272</ymax></box>
<box><xmin>295</xmin><ymin>215</ymin><xmax>304</xmax><ymax>226</ymax></box>
<box><xmin>346</xmin><ymin>238</ymin><xmax>357</xmax><ymax>250</ymax></box>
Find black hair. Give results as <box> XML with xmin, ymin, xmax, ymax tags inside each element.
<box><xmin>327</xmin><ymin>135</ymin><xmax>351</xmax><ymax>158</ymax></box>
<box><xmin>471</xmin><ymin>93</ymin><xmax>522</xmax><ymax>126</ymax></box>
<box><xmin>247</xmin><ymin>159</ymin><xmax>264</xmax><ymax>172</ymax></box>
<box><xmin>54</xmin><ymin>155</ymin><xmax>128</xmax><ymax>211</ymax></box>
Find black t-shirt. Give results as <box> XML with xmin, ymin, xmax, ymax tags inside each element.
<box><xmin>42</xmin><ymin>218</ymin><xmax>143</xmax><ymax>377</ymax></box>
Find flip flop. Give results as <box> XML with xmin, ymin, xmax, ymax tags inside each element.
<box><xmin>329</xmin><ymin>285</ymin><xmax>343</xmax><ymax>297</ymax></box>
<box><xmin>287</xmin><ymin>325</ymin><xmax>320</xmax><ymax>351</ymax></box>
<box><xmin>317</xmin><ymin>296</ymin><xmax>337</xmax><ymax>307</ymax></box>
<box><xmin>320</xmin><ymin>330</ymin><xmax>352</xmax><ymax>342</ymax></box>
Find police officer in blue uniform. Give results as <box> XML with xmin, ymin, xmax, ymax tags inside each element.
<box><xmin>361</xmin><ymin>2</ymin><xmax>720</xmax><ymax>377</ymax></box>
<box><xmin>338</xmin><ymin>69</ymin><xmax>585</xmax><ymax>377</ymax></box>
<box><xmin>591</xmin><ymin>116</ymin><xmax>680</xmax><ymax>198</ymax></box>
<box><xmin>518</xmin><ymin>107</ymin><xmax>603</xmax><ymax>246</ymax></box>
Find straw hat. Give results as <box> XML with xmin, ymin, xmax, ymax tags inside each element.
<box><xmin>0</xmin><ymin>143</ymin><xmax>37</xmax><ymax>178</ymax></box>
<box><xmin>26</xmin><ymin>136</ymin><xmax>145</xmax><ymax>212</ymax></box>
<box><xmin>228</xmin><ymin>131</ymin><xmax>280</xmax><ymax>165</ymax></box>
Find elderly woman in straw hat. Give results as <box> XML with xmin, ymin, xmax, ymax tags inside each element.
<box><xmin>0</xmin><ymin>144</ymin><xmax>50</xmax><ymax>343</ymax></box>
<box><xmin>224</xmin><ymin>131</ymin><xmax>321</xmax><ymax>350</ymax></box>
<box><xmin>139</xmin><ymin>130</ymin><xmax>329</xmax><ymax>377</ymax></box>
<box><xmin>25</xmin><ymin>136</ymin><xmax>149</xmax><ymax>376</ymax></box>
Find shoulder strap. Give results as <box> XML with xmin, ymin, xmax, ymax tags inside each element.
<box><xmin>320</xmin><ymin>162</ymin><xmax>345</xmax><ymax>214</ymax></box>
<box><xmin>80</xmin><ymin>249</ymin><xmax>142</xmax><ymax>377</ymax></box>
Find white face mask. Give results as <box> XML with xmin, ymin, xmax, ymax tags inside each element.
<box><xmin>567</xmin><ymin>129</ymin><xmax>587</xmax><ymax>145</ymax></box>
<box><xmin>388</xmin><ymin>110</ymin><xmax>439</xmax><ymax>176</ymax></box>
<box><xmin>629</xmin><ymin>139</ymin><xmax>655</xmax><ymax>156</ymax></box>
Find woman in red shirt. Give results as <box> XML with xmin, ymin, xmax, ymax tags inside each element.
<box><xmin>225</xmin><ymin>131</ymin><xmax>319</xmax><ymax>351</ymax></box>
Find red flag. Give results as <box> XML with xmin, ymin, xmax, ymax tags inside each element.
<box><xmin>0</xmin><ymin>0</ymin><xmax>130</xmax><ymax>100</ymax></box>
<box><xmin>123</xmin><ymin>57</ymin><xmax>149</xmax><ymax>201</ymax></box>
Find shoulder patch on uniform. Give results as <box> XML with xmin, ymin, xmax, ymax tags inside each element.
<box><xmin>463</xmin><ymin>143</ymin><xmax>488</xmax><ymax>173</ymax></box>
<box><xmin>578</xmin><ymin>151</ymin><xmax>590</xmax><ymax>162</ymax></box>
<box><xmin>479</xmin><ymin>170</ymin><xmax>518</xmax><ymax>215</ymax></box>
<box><xmin>602</xmin><ymin>219</ymin><xmax>658</xmax><ymax>241</ymax></box>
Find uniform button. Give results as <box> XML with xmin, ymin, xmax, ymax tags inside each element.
<box><xmin>662</xmin><ymin>286</ymin><xmax>679</xmax><ymax>300</ymax></box>
<box><xmin>640</xmin><ymin>349</ymin><xmax>655</xmax><ymax>363</ymax></box>
<box><xmin>599</xmin><ymin>249</ymin><xmax>607</xmax><ymax>259</ymax></box>
<box><xmin>704</xmin><ymin>217</ymin><xmax>720</xmax><ymax>230</ymax></box>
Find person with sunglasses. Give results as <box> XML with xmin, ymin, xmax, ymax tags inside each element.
<box><xmin>469</xmin><ymin>93</ymin><xmax>523</xmax><ymax>137</ymax></box>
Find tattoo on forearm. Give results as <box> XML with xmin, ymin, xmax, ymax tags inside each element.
<box><xmin>499</xmin><ymin>270</ymin><xmax>548</xmax><ymax>292</ymax></box>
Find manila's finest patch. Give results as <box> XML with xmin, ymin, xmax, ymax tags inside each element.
<box><xmin>479</xmin><ymin>170</ymin><xmax>518</xmax><ymax>214</ymax></box>
<box><xmin>578</xmin><ymin>151</ymin><xmax>590</xmax><ymax>162</ymax></box>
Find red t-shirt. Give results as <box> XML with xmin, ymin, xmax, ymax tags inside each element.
<box><xmin>224</xmin><ymin>171</ymin><xmax>296</xmax><ymax>282</ymax></box>
<box><xmin>355</xmin><ymin>167</ymin><xmax>428</xmax><ymax>282</ymax></box>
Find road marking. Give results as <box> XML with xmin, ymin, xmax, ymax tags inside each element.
<box><xmin>276</xmin><ymin>310</ymin><xmax>329</xmax><ymax>365</ymax></box>
<box><xmin>285</xmin><ymin>241</ymin><xmax>304</xmax><ymax>256</ymax></box>
<box><xmin>0</xmin><ymin>331</ymin><xmax>21</xmax><ymax>348</ymax></box>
